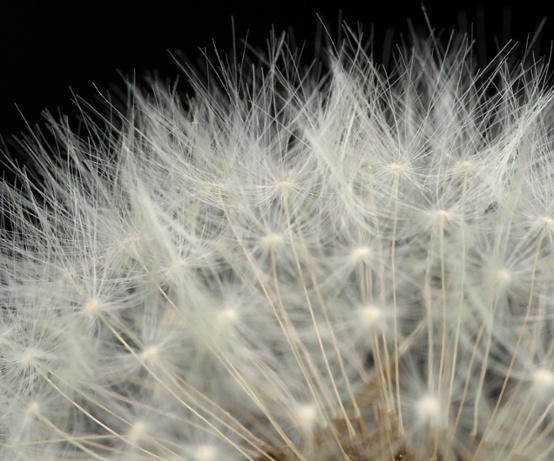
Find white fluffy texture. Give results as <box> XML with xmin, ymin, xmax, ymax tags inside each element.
<box><xmin>1</xmin><ymin>30</ymin><xmax>554</xmax><ymax>461</ymax></box>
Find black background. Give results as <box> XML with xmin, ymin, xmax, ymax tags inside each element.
<box><xmin>0</xmin><ymin>1</ymin><xmax>552</xmax><ymax>143</ymax></box>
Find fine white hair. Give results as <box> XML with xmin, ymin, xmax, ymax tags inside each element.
<box><xmin>1</xmin><ymin>23</ymin><xmax>553</xmax><ymax>461</ymax></box>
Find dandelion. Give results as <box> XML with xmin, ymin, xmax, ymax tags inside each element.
<box><xmin>1</xmin><ymin>19</ymin><xmax>553</xmax><ymax>461</ymax></box>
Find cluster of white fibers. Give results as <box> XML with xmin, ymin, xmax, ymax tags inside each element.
<box><xmin>1</xmin><ymin>25</ymin><xmax>554</xmax><ymax>461</ymax></box>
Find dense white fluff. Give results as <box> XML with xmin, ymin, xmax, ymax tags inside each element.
<box><xmin>1</xmin><ymin>26</ymin><xmax>553</xmax><ymax>461</ymax></box>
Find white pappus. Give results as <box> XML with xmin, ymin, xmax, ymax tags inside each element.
<box><xmin>0</xmin><ymin>21</ymin><xmax>553</xmax><ymax>461</ymax></box>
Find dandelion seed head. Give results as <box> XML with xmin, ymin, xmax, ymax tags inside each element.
<box><xmin>532</xmin><ymin>367</ymin><xmax>554</xmax><ymax>390</ymax></box>
<box><xmin>1</xmin><ymin>16</ymin><xmax>553</xmax><ymax>461</ymax></box>
<box><xmin>83</xmin><ymin>298</ymin><xmax>102</xmax><ymax>316</ymax></box>
<box><xmin>387</xmin><ymin>162</ymin><xmax>405</xmax><ymax>175</ymax></box>
<box><xmin>24</xmin><ymin>402</ymin><xmax>40</xmax><ymax>418</ymax></box>
<box><xmin>359</xmin><ymin>304</ymin><xmax>383</xmax><ymax>331</ymax></box>
<box><xmin>435</xmin><ymin>209</ymin><xmax>450</xmax><ymax>221</ymax></box>
<box><xmin>140</xmin><ymin>345</ymin><xmax>159</xmax><ymax>362</ymax></box>
<box><xmin>261</xmin><ymin>232</ymin><xmax>284</xmax><ymax>249</ymax></box>
<box><xmin>218</xmin><ymin>307</ymin><xmax>238</xmax><ymax>326</ymax></box>
<box><xmin>19</xmin><ymin>348</ymin><xmax>40</xmax><ymax>367</ymax></box>
<box><xmin>294</xmin><ymin>404</ymin><xmax>319</xmax><ymax>432</ymax></box>
<box><xmin>275</xmin><ymin>181</ymin><xmax>293</xmax><ymax>195</ymax></box>
<box><xmin>351</xmin><ymin>245</ymin><xmax>371</xmax><ymax>261</ymax></box>
<box><xmin>541</xmin><ymin>216</ymin><xmax>554</xmax><ymax>228</ymax></box>
<box><xmin>415</xmin><ymin>395</ymin><xmax>442</xmax><ymax>427</ymax></box>
<box><xmin>194</xmin><ymin>445</ymin><xmax>218</xmax><ymax>461</ymax></box>
<box><xmin>459</xmin><ymin>160</ymin><xmax>474</xmax><ymax>173</ymax></box>
<box><xmin>128</xmin><ymin>421</ymin><xmax>148</xmax><ymax>442</ymax></box>
<box><xmin>495</xmin><ymin>268</ymin><xmax>512</xmax><ymax>286</ymax></box>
